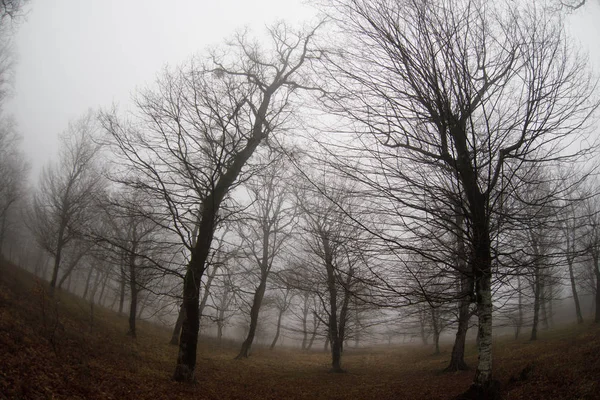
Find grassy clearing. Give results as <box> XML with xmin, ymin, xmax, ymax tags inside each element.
<box><xmin>1</xmin><ymin>261</ymin><xmax>599</xmax><ymax>399</ymax></box>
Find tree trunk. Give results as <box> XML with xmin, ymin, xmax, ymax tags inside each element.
<box><xmin>447</xmin><ymin>211</ymin><xmax>471</xmax><ymax>371</ymax></box>
<box><xmin>217</xmin><ymin>321</ymin><xmax>224</xmax><ymax>343</ymax></box>
<box><xmin>321</xmin><ymin>233</ymin><xmax>343</xmax><ymax>373</ymax></box>
<box><xmin>338</xmin><ymin>267</ymin><xmax>353</xmax><ymax>355</ymax></box>
<box><xmin>531</xmin><ymin>267</ymin><xmax>541</xmax><ymax>341</ymax></box>
<box><xmin>270</xmin><ymin>309</ymin><xmax>284</xmax><ymax>350</ymax></box>
<box><xmin>98</xmin><ymin>272</ymin><xmax>109</xmax><ymax>306</ymax></box>
<box><xmin>236</xmin><ymin>279</ymin><xmax>267</xmax><ymax>358</ymax></box>
<box><xmin>431</xmin><ymin>307</ymin><xmax>440</xmax><ymax>355</ymax></box>
<box><xmin>170</xmin><ymin>304</ymin><xmax>185</xmax><ymax>345</ymax></box>
<box><xmin>82</xmin><ymin>265</ymin><xmax>94</xmax><ymax>301</ymax></box>
<box><xmin>515</xmin><ymin>276</ymin><xmax>523</xmax><ymax>340</ymax></box>
<box><xmin>128</xmin><ymin>285</ymin><xmax>138</xmax><ymax>338</ymax></box>
<box><xmin>301</xmin><ymin>294</ymin><xmax>309</xmax><ymax>350</ymax></box>
<box><xmin>127</xmin><ymin>245</ymin><xmax>138</xmax><ymax>338</ymax></box>
<box><xmin>199</xmin><ymin>264</ymin><xmax>218</xmax><ymax>321</ymax></box>
<box><xmin>65</xmin><ymin>271</ymin><xmax>73</xmax><ymax>292</ymax></box>
<box><xmin>49</xmin><ymin>222</ymin><xmax>67</xmax><ymax>296</ymax></box>
<box><xmin>174</xmin><ymin>92</ymin><xmax>274</xmax><ymax>381</ymax></box>
<box><xmin>307</xmin><ymin>313</ymin><xmax>318</xmax><ymax>351</ymax></box>
<box><xmin>119</xmin><ymin>265</ymin><xmax>126</xmax><ymax>315</ymax></box>
<box><xmin>466</xmin><ymin>196</ymin><xmax>496</xmax><ymax>395</ymax></box>
<box><xmin>594</xmin><ymin>253</ymin><xmax>600</xmax><ymax>323</ymax></box>
<box><xmin>420</xmin><ymin>308</ymin><xmax>429</xmax><ymax>346</ymax></box>
<box><xmin>566</xmin><ymin>236</ymin><xmax>584</xmax><ymax>324</ymax></box>
<box><xmin>541</xmin><ymin>283</ymin><xmax>549</xmax><ymax>330</ymax></box>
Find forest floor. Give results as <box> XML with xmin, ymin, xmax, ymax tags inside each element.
<box><xmin>1</xmin><ymin>260</ymin><xmax>599</xmax><ymax>400</ymax></box>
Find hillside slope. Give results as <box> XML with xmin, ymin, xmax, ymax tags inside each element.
<box><xmin>0</xmin><ymin>260</ymin><xmax>599</xmax><ymax>399</ymax></box>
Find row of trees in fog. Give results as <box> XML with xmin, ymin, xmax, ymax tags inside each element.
<box><xmin>2</xmin><ymin>0</ymin><xmax>600</xmax><ymax>397</ymax></box>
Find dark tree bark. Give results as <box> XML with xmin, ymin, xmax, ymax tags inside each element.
<box><xmin>321</xmin><ymin>232</ymin><xmax>343</xmax><ymax>372</ymax></box>
<box><xmin>236</xmin><ymin>279</ymin><xmax>267</xmax><ymax>358</ymax></box>
<box><xmin>170</xmin><ymin>25</ymin><xmax>320</xmax><ymax>380</ymax></box>
<box><xmin>593</xmin><ymin>253</ymin><xmax>600</xmax><ymax>323</ymax></box>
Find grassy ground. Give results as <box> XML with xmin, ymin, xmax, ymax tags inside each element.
<box><xmin>1</xmin><ymin>260</ymin><xmax>599</xmax><ymax>400</ymax></box>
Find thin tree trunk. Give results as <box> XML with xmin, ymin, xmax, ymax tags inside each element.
<box><xmin>431</xmin><ymin>307</ymin><xmax>440</xmax><ymax>355</ymax></box>
<box><xmin>82</xmin><ymin>265</ymin><xmax>94</xmax><ymax>300</ymax></box>
<box><xmin>137</xmin><ymin>294</ymin><xmax>148</xmax><ymax>318</ymax></box>
<box><xmin>307</xmin><ymin>313</ymin><xmax>319</xmax><ymax>351</ymax></box>
<box><xmin>236</xmin><ymin>279</ymin><xmax>266</xmax><ymax>358</ymax></box>
<box><xmin>270</xmin><ymin>309</ymin><xmax>284</xmax><ymax>350</ymax></box>
<box><xmin>199</xmin><ymin>264</ymin><xmax>218</xmax><ymax>321</ymax></box>
<box><xmin>420</xmin><ymin>308</ymin><xmax>429</xmax><ymax>346</ymax></box>
<box><xmin>594</xmin><ymin>253</ymin><xmax>600</xmax><ymax>323</ymax></box>
<box><xmin>237</xmin><ymin>218</ymin><xmax>272</xmax><ymax>360</ymax></box>
<box><xmin>541</xmin><ymin>282</ymin><xmax>549</xmax><ymax>330</ymax></box>
<box><xmin>170</xmin><ymin>304</ymin><xmax>185</xmax><ymax>345</ymax></box>
<box><xmin>322</xmin><ymin>233</ymin><xmax>343</xmax><ymax>373</ymax></box>
<box><xmin>531</xmin><ymin>268</ymin><xmax>541</xmax><ymax>341</ymax></box>
<box><xmin>301</xmin><ymin>294</ymin><xmax>309</xmax><ymax>350</ymax></box>
<box><xmin>515</xmin><ymin>275</ymin><xmax>523</xmax><ymax>340</ymax></box>
<box><xmin>567</xmin><ymin>255</ymin><xmax>584</xmax><ymax>324</ymax></box>
<box><xmin>49</xmin><ymin>222</ymin><xmax>67</xmax><ymax>296</ymax></box>
<box><xmin>126</xmin><ymin>238</ymin><xmax>139</xmax><ymax>338</ymax></box>
<box><xmin>119</xmin><ymin>265</ymin><xmax>126</xmax><ymax>315</ymax></box>
<box><xmin>98</xmin><ymin>272</ymin><xmax>110</xmax><ymax>306</ymax></box>
<box><xmin>217</xmin><ymin>321</ymin><xmax>224</xmax><ymax>343</ymax></box>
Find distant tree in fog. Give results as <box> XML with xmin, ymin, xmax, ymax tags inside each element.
<box><xmin>29</xmin><ymin>112</ymin><xmax>105</xmax><ymax>295</ymax></box>
<box><xmin>0</xmin><ymin>118</ymin><xmax>28</xmax><ymax>253</ymax></box>
<box><xmin>236</xmin><ymin>158</ymin><xmax>296</xmax><ymax>359</ymax></box>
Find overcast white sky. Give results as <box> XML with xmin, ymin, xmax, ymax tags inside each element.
<box><xmin>5</xmin><ymin>0</ymin><xmax>600</xmax><ymax>177</ymax></box>
<box><xmin>5</xmin><ymin>0</ymin><xmax>318</xmax><ymax>175</ymax></box>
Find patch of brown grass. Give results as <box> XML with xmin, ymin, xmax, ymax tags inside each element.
<box><xmin>1</xmin><ymin>260</ymin><xmax>599</xmax><ymax>399</ymax></box>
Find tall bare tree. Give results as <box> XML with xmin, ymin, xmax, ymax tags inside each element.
<box><xmin>320</xmin><ymin>0</ymin><xmax>598</xmax><ymax>394</ymax></box>
<box><xmin>101</xmin><ymin>22</ymin><xmax>322</xmax><ymax>382</ymax></box>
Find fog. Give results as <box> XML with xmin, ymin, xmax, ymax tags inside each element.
<box><xmin>2</xmin><ymin>1</ymin><xmax>600</xmax><ymax>399</ymax></box>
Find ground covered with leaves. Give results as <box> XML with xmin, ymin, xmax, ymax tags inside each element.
<box><xmin>1</xmin><ymin>261</ymin><xmax>599</xmax><ymax>399</ymax></box>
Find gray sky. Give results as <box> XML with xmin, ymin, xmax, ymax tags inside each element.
<box><xmin>5</xmin><ymin>0</ymin><xmax>317</xmax><ymax>175</ymax></box>
<box><xmin>5</xmin><ymin>0</ymin><xmax>600</xmax><ymax>177</ymax></box>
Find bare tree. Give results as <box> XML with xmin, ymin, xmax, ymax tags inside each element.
<box><xmin>236</xmin><ymin>159</ymin><xmax>295</xmax><ymax>359</ymax></box>
<box><xmin>101</xmin><ymin>22</ymin><xmax>322</xmax><ymax>381</ymax></box>
<box><xmin>320</xmin><ymin>0</ymin><xmax>598</xmax><ymax>394</ymax></box>
<box><xmin>580</xmin><ymin>193</ymin><xmax>600</xmax><ymax>323</ymax></box>
<box><xmin>0</xmin><ymin>118</ymin><xmax>28</xmax><ymax>253</ymax></box>
<box><xmin>269</xmin><ymin>285</ymin><xmax>294</xmax><ymax>350</ymax></box>
<box><xmin>29</xmin><ymin>112</ymin><xmax>104</xmax><ymax>295</ymax></box>
<box><xmin>294</xmin><ymin>176</ymin><xmax>366</xmax><ymax>372</ymax></box>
